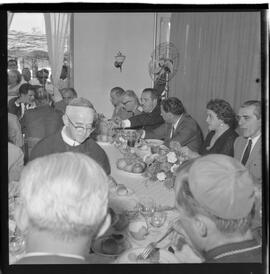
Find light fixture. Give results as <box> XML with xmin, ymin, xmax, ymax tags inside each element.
<box><xmin>114</xmin><ymin>51</ymin><xmax>126</xmax><ymax>72</ymax></box>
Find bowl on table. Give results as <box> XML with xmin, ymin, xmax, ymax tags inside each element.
<box><xmin>92</xmin><ymin>234</ymin><xmax>131</xmax><ymax>257</ymax></box>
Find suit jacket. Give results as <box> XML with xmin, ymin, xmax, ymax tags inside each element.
<box><xmin>145</xmin><ymin>113</ymin><xmax>203</xmax><ymax>152</ymax></box>
<box><xmin>128</xmin><ymin>104</ymin><xmax>164</xmax><ymax>131</ymax></box>
<box><xmin>8</xmin><ymin>97</ymin><xmax>21</xmax><ymax>118</ymax></box>
<box><xmin>234</xmin><ymin>136</ymin><xmax>262</xmax><ymax>185</ymax></box>
<box><xmin>20</xmin><ymin>105</ymin><xmax>63</xmax><ymax>140</ymax></box>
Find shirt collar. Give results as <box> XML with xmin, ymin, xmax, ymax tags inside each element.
<box><xmin>173</xmin><ymin>114</ymin><xmax>182</xmax><ymax>130</ymax></box>
<box><xmin>61</xmin><ymin>126</ymin><xmax>80</xmax><ymax>146</ymax></box>
<box><xmin>250</xmin><ymin>132</ymin><xmax>261</xmax><ymax>145</ymax></box>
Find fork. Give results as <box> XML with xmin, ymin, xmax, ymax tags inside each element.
<box><xmin>137</xmin><ymin>226</ymin><xmax>174</xmax><ymax>260</ymax></box>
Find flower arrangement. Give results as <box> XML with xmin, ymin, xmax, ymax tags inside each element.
<box><xmin>143</xmin><ymin>146</ymin><xmax>189</xmax><ymax>190</ymax></box>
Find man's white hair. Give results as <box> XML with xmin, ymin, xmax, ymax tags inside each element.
<box><xmin>19</xmin><ymin>152</ymin><xmax>109</xmax><ymax>240</ymax></box>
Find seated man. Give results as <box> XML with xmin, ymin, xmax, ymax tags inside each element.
<box><xmin>8</xmin><ymin>83</ymin><xmax>36</xmax><ymax>120</ymax></box>
<box><xmin>142</xmin><ymin>97</ymin><xmax>203</xmax><ymax>152</ymax></box>
<box><xmin>20</xmin><ymin>88</ymin><xmax>63</xmax><ymax>159</ymax></box>
<box><xmin>30</xmin><ymin>97</ymin><xmax>110</xmax><ymax>175</ymax></box>
<box><xmin>121</xmin><ymin>88</ymin><xmax>164</xmax><ymax>131</ymax></box>
<box><xmin>234</xmin><ymin>100</ymin><xmax>261</xmax><ymax>185</ymax></box>
<box><xmin>15</xmin><ymin>152</ymin><xmax>111</xmax><ymax>264</ymax></box>
<box><xmin>121</xmin><ymin>90</ymin><xmax>142</xmax><ymax>117</ymax></box>
<box><xmin>31</xmin><ymin>68</ymin><xmax>62</xmax><ymax>102</ymax></box>
<box><xmin>21</xmin><ymin>67</ymin><xmax>33</xmax><ymax>85</ymax></box>
<box><xmin>110</xmin><ymin>86</ymin><xmax>130</xmax><ymax>120</ymax></box>
<box><xmin>173</xmin><ymin>154</ymin><xmax>261</xmax><ymax>263</ymax></box>
<box><xmin>54</xmin><ymin>87</ymin><xmax>78</xmax><ymax>114</ymax></box>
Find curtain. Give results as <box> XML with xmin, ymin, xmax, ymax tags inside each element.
<box><xmin>8</xmin><ymin>12</ymin><xmax>14</xmax><ymax>30</ymax></box>
<box><xmin>44</xmin><ymin>13</ymin><xmax>71</xmax><ymax>88</ymax></box>
<box><xmin>169</xmin><ymin>12</ymin><xmax>261</xmax><ymax>135</ymax></box>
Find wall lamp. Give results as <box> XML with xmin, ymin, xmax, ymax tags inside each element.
<box><xmin>114</xmin><ymin>51</ymin><xmax>126</xmax><ymax>72</ymax></box>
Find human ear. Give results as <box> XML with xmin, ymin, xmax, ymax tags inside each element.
<box><xmin>193</xmin><ymin>216</ymin><xmax>208</xmax><ymax>238</ymax></box>
<box><xmin>62</xmin><ymin>114</ymin><xmax>68</xmax><ymax>126</ymax></box>
<box><xmin>14</xmin><ymin>206</ymin><xmax>29</xmax><ymax>233</ymax></box>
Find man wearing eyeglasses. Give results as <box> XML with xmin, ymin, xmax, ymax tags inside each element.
<box><xmin>30</xmin><ymin>97</ymin><xmax>111</xmax><ymax>175</ymax></box>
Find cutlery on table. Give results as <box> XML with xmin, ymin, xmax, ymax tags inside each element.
<box><xmin>137</xmin><ymin>226</ymin><xmax>175</xmax><ymax>260</ymax></box>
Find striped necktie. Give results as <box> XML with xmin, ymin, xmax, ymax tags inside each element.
<box><xmin>241</xmin><ymin>139</ymin><xmax>252</xmax><ymax>165</ymax></box>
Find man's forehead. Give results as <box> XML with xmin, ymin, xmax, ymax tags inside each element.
<box><xmin>141</xmin><ymin>92</ymin><xmax>152</xmax><ymax>99</ymax></box>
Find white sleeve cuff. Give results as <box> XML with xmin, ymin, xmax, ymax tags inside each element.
<box><xmin>122</xmin><ymin>119</ymin><xmax>131</xmax><ymax>128</ymax></box>
<box><xmin>141</xmin><ymin>130</ymin><xmax>146</xmax><ymax>139</ymax></box>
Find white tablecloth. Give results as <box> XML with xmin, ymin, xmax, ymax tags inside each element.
<box><xmin>100</xmin><ymin>143</ymin><xmax>175</xmax><ymax>210</ymax></box>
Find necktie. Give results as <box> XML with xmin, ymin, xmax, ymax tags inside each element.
<box><xmin>241</xmin><ymin>139</ymin><xmax>252</xmax><ymax>165</ymax></box>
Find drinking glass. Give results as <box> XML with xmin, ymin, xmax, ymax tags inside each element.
<box><xmin>150</xmin><ymin>211</ymin><xmax>167</xmax><ymax>228</ymax></box>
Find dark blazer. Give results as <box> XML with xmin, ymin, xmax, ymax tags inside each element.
<box><xmin>128</xmin><ymin>104</ymin><xmax>164</xmax><ymax>131</ymax></box>
<box><xmin>145</xmin><ymin>113</ymin><xmax>203</xmax><ymax>152</ymax></box>
<box><xmin>234</xmin><ymin>135</ymin><xmax>262</xmax><ymax>185</ymax></box>
<box><xmin>199</xmin><ymin>128</ymin><xmax>238</xmax><ymax>157</ymax></box>
<box><xmin>8</xmin><ymin>97</ymin><xmax>21</xmax><ymax>118</ymax></box>
<box><xmin>20</xmin><ymin>105</ymin><xmax>63</xmax><ymax>140</ymax></box>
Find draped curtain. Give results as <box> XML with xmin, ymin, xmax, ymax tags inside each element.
<box><xmin>44</xmin><ymin>13</ymin><xmax>71</xmax><ymax>87</ymax></box>
<box><xmin>169</xmin><ymin>12</ymin><xmax>261</xmax><ymax>135</ymax></box>
<box><xmin>8</xmin><ymin>12</ymin><xmax>14</xmax><ymax>30</ymax></box>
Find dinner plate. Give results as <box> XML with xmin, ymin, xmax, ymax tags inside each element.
<box><xmin>92</xmin><ymin>235</ymin><xmax>131</xmax><ymax>257</ymax></box>
<box><xmin>116</xmin><ymin>247</ymin><xmax>179</xmax><ymax>263</ymax></box>
<box><xmin>146</xmin><ymin>139</ymin><xmax>164</xmax><ymax>146</ymax></box>
<box><xmin>118</xmin><ymin>170</ymin><xmax>144</xmax><ymax>177</ymax></box>
<box><xmin>97</xmin><ymin>141</ymin><xmax>113</xmax><ymax>146</ymax></box>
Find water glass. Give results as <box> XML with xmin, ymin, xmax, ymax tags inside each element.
<box><xmin>150</xmin><ymin>211</ymin><xmax>167</xmax><ymax>228</ymax></box>
<box><xmin>138</xmin><ymin>197</ymin><xmax>156</xmax><ymax>218</ymax></box>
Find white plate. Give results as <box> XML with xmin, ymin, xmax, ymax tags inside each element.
<box><xmin>116</xmin><ymin>247</ymin><xmax>179</xmax><ymax>263</ymax></box>
<box><xmin>118</xmin><ymin>169</ymin><xmax>144</xmax><ymax>177</ymax></box>
<box><xmin>97</xmin><ymin>141</ymin><xmax>112</xmax><ymax>146</ymax></box>
<box><xmin>146</xmin><ymin>139</ymin><xmax>164</xmax><ymax>146</ymax></box>
<box><xmin>92</xmin><ymin>235</ymin><xmax>131</xmax><ymax>257</ymax></box>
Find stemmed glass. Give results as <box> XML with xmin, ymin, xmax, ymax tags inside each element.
<box><xmin>137</xmin><ymin>197</ymin><xmax>156</xmax><ymax>233</ymax></box>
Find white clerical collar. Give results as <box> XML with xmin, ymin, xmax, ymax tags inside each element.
<box><xmin>173</xmin><ymin>114</ymin><xmax>182</xmax><ymax>130</ymax></box>
<box><xmin>61</xmin><ymin>126</ymin><xmax>80</xmax><ymax>146</ymax></box>
<box><xmin>23</xmin><ymin>252</ymin><xmax>85</xmax><ymax>261</ymax></box>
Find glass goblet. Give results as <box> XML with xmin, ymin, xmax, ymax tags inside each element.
<box><xmin>150</xmin><ymin>211</ymin><xmax>167</xmax><ymax>228</ymax></box>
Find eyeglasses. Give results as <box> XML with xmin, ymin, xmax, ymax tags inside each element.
<box><xmin>65</xmin><ymin>113</ymin><xmax>94</xmax><ymax>131</ymax></box>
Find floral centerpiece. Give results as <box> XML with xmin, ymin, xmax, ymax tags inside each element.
<box><xmin>143</xmin><ymin>144</ymin><xmax>190</xmax><ymax>190</ymax></box>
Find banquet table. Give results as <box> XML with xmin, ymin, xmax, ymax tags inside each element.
<box><xmin>9</xmin><ymin>142</ymin><xmax>202</xmax><ymax>264</ymax></box>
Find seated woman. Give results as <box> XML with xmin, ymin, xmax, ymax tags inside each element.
<box><xmin>178</xmin><ymin>99</ymin><xmax>238</xmax><ymax>158</ymax></box>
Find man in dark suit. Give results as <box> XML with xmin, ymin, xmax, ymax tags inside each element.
<box><xmin>20</xmin><ymin>88</ymin><xmax>63</xmax><ymax>160</ymax></box>
<box><xmin>8</xmin><ymin>83</ymin><xmax>36</xmax><ymax>120</ymax></box>
<box><xmin>121</xmin><ymin>88</ymin><xmax>164</xmax><ymax>131</ymax></box>
<box><xmin>142</xmin><ymin>97</ymin><xmax>203</xmax><ymax>152</ymax></box>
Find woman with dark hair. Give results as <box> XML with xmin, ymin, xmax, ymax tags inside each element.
<box><xmin>179</xmin><ymin>99</ymin><xmax>238</xmax><ymax>158</ymax></box>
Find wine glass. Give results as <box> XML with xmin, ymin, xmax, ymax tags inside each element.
<box><xmin>138</xmin><ymin>197</ymin><xmax>156</xmax><ymax>232</ymax></box>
